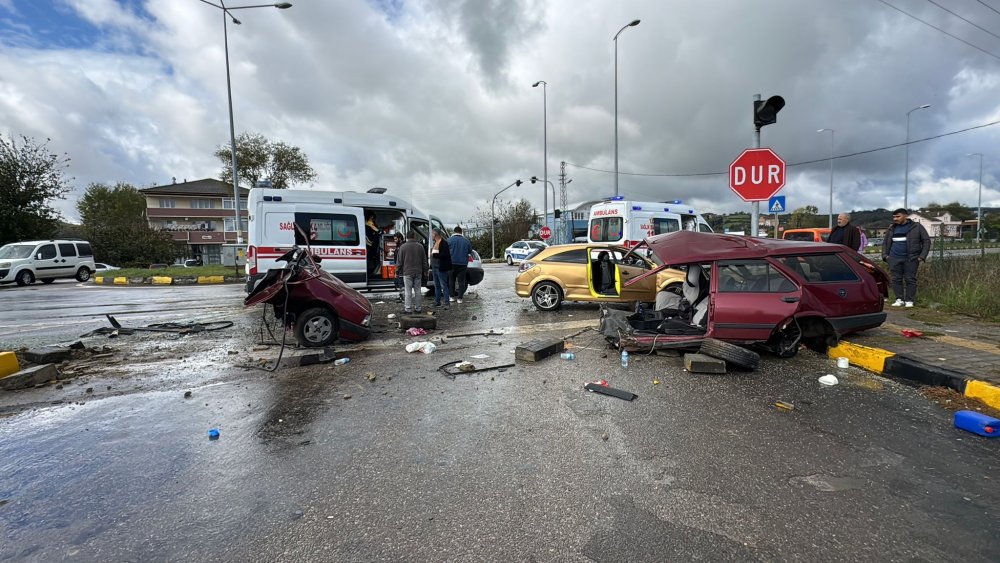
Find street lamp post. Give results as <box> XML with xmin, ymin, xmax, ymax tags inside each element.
<box><xmin>817</xmin><ymin>128</ymin><xmax>835</xmax><ymax>229</ymax></box>
<box><xmin>613</xmin><ymin>19</ymin><xmax>640</xmax><ymax>197</ymax></box>
<box><xmin>967</xmin><ymin>152</ymin><xmax>983</xmax><ymax>243</ymax></box>
<box><xmin>198</xmin><ymin>1</ymin><xmax>292</xmax><ymax>245</ymax></box>
<box><xmin>530</xmin><ymin>176</ymin><xmax>557</xmax><ymax>243</ymax></box>
<box><xmin>532</xmin><ymin>80</ymin><xmax>548</xmax><ymax>235</ymax></box>
<box><xmin>904</xmin><ymin>103</ymin><xmax>931</xmax><ymax>210</ymax></box>
<box><xmin>492</xmin><ymin>180</ymin><xmax>522</xmax><ymax>260</ymax></box>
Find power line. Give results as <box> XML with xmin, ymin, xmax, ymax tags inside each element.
<box><xmin>976</xmin><ymin>0</ymin><xmax>1000</xmax><ymax>18</ymax></box>
<box><xmin>875</xmin><ymin>0</ymin><xmax>1000</xmax><ymax>61</ymax></box>
<box><xmin>564</xmin><ymin>118</ymin><xmax>1000</xmax><ymax>177</ymax></box>
<box><xmin>925</xmin><ymin>0</ymin><xmax>1000</xmax><ymax>42</ymax></box>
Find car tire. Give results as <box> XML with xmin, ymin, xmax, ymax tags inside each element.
<box><xmin>41</xmin><ymin>278</ymin><xmax>55</xmax><ymax>284</ymax></box>
<box><xmin>531</xmin><ymin>281</ymin><xmax>562</xmax><ymax>311</ymax></box>
<box><xmin>699</xmin><ymin>338</ymin><xmax>760</xmax><ymax>370</ymax></box>
<box><xmin>294</xmin><ymin>307</ymin><xmax>338</xmax><ymax>348</ymax></box>
<box><xmin>15</xmin><ymin>270</ymin><xmax>34</xmax><ymax>286</ymax></box>
<box><xmin>506</xmin><ymin>255</ymin><xmax>514</xmax><ymax>266</ymax></box>
<box><xmin>75</xmin><ymin>267</ymin><xmax>92</xmax><ymax>282</ymax></box>
<box><xmin>399</xmin><ymin>314</ymin><xmax>437</xmax><ymax>330</ymax></box>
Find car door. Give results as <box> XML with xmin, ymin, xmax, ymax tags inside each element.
<box><xmin>613</xmin><ymin>249</ymin><xmax>657</xmax><ymax>301</ymax></box>
<box><xmin>33</xmin><ymin>243</ymin><xmax>64</xmax><ymax>279</ymax></box>
<box><xmin>710</xmin><ymin>259</ymin><xmax>801</xmax><ymax>341</ymax></box>
<box><xmin>57</xmin><ymin>242</ymin><xmax>79</xmax><ymax>276</ymax></box>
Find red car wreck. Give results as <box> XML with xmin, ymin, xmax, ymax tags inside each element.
<box><xmin>605</xmin><ymin>231</ymin><xmax>890</xmax><ymax>358</ymax></box>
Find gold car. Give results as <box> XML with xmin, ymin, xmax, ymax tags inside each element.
<box><xmin>514</xmin><ymin>244</ymin><xmax>685</xmax><ymax>311</ymax></box>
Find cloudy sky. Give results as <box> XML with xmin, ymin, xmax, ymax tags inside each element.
<box><xmin>2</xmin><ymin>0</ymin><xmax>1000</xmax><ymax>226</ymax></box>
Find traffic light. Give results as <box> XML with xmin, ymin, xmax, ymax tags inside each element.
<box><xmin>753</xmin><ymin>95</ymin><xmax>785</xmax><ymax>128</ymax></box>
<box><xmin>554</xmin><ymin>209</ymin><xmax>561</xmax><ymax>219</ymax></box>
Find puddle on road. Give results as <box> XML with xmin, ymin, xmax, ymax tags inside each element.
<box><xmin>789</xmin><ymin>473</ymin><xmax>867</xmax><ymax>492</ymax></box>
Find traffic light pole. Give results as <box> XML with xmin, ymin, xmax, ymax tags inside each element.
<box><xmin>751</xmin><ymin>95</ymin><xmax>761</xmax><ymax>237</ymax></box>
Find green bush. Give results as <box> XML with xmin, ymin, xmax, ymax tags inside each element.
<box><xmin>95</xmin><ymin>265</ymin><xmax>240</xmax><ymax>278</ymax></box>
<box><xmin>919</xmin><ymin>254</ymin><xmax>1000</xmax><ymax>320</ymax></box>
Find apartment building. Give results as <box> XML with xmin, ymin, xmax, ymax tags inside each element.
<box><xmin>141</xmin><ymin>178</ymin><xmax>247</xmax><ymax>264</ymax></box>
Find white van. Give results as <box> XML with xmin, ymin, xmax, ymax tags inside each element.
<box><xmin>245</xmin><ymin>188</ymin><xmax>443</xmax><ymax>291</ymax></box>
<box><xmin>587</xmin><ymin>196</ymin><xmax>713</xmax><ymax>248</ymax></box>
<box><xmin>0</xmin><ymin>239</ymin><xmax>97</xmax><ymax>286</ymax></box>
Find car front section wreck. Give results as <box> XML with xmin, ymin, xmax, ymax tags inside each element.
<box><xmin>606</xmin><ymin>231</ymin><xmax>889</xmax><ymax>358</ymax></box>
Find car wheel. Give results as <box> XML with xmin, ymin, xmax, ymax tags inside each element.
<box><xmin>41</xmin><ymin>278</ymin><xmax>55</xmax><ymax>284</ymax></box>
<box><xmin>699</xmin><ymin>338</ymin><xmax>760</xmax><ymax>370</ymax></box>
<box><xmin>769</xmin><ymin>323</ymin><xmax>802</xmax><ymax>358</ymax></box>
<box><xmin>15</xmin><ymin>270</ymin><xmax>34</xmax><ymax>286</ymax></box>
<box><xmin>294</xmin><ymin>307</ymin><xmax>338</xmax><ymax>348</ymax></box>
<box><xmin>531</xmin><ymin>281</ymin><xmax>562</xmax><ymax>311</ymax></box>
<box><xmin>506</xmin><ymin>254</ymin><xmax>514</xmax><ymax>265</ymax></box>
<box><xmin>75</xmin><ymin>267</ymin><xmax>92</xmax><ymax>282</ymax></box>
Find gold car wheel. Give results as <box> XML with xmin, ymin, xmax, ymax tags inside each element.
<box><xmin>531</xmin><ymin>281</ymin><xmax>562</xmax><ymax>311</ymax></box>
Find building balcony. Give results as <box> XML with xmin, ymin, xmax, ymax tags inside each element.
<box><xmin>147</xmin><ymin>208</ymin><xmax>246</xmax><ymax>218</ymax></box>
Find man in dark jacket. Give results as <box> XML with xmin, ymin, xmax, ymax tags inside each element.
<box><xmin>881</xmin><ymin>208</ymin><xmax>931</xmax><ymax>307</ymax></box>
<box><xmin>395</xmin><ymin>231</ymin><xmax>428</xmax><ymax>313</ymax></box>
<box><xmin>448</xmin><ymin>226</ymin><xmax>473</xmax><ymax>304</ymax></box>
<box><xmin>828</xmin><ymin>213</ymin><xmax>861</xmax><ymax>250</ymax></box>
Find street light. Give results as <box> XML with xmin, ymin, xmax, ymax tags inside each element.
<box><xmin>817</xmin><ymin>128</ymin><xmax>835</xmax><ymax>229</ymax></box>
<box><xmin>491</xmin><ymin>180</ymin><xmax>522</xmax><ymax>260</ymax></box>
<box><xmin>532</xmin><ymin>80</ymin><xmax>548</xmax><ymax>235</ymax></box>
<box><xmin>198</xmin><ymin>0</ymin><xmax>293</xmax><ymax>245</ymax></box>
<box><xmin>904</xmin><ymin>103</ymin><xmax>931</xmax><ymax>210</ymax></box>
<box><xmin>967</xmin><ymin>152</ymin><xmax>983</xmax><ymax>243</ymax></box>
<box><xmin>613</xmin><ymin>18</ymin><xmax>640</xmax><ymax>197</ymax></box>
<box><xmin>530</xmin><ymin>176</ymin><xmax>557</xmax><ymax>243</ymax></box>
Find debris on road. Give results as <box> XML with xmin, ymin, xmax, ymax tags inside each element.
<box><xmin>334</xmin><ymin>358</ymin><xmax>350</xmax><ymax>366</ymax></box>
<box><xmin>836</xmin><ymin>357</ymin><xmax>850</xmax><ymax>369</ymax></box>
<box><xmin>81</xmin><ymin>314</ymin><xmax>234</xmax><ymax>338</ymax></box>
<box><xmin>470</xmin><ymin>354</ymin><xmax>490</xmax><ymax>359</ymax></box>
<box><xmin>584</xmin><ymin>380</ymin><xmax>638</xmax><ymax>401</ymax></box>
<box><xmin>775</xmin><ymin>401</ymin><xmax>795</xmax><ymax>411</ymax></box>
<box><xmin>184</xmin><ymin>391</ymin><xmax>193</xmax><ymax>399</ymax></box>
<box><xmin>437</xmin><ymin>360</ymin><xmax>516</xmax><ymax>379</ymax></box>
<box><xmin>24</xmin><ymin>346</ymin><xmax>71</xmax><ymax>364</ymax></box>
<box><xmin>683</xmin><ymin>353</ymin><xmax>727</xmax><ymax>374</ymax></box>
<box><xmin>0</xmin><ymin>364</ymin><xmax>58</xmax><ymax>390</ymax></box>
<box><xmin>515</xmin><ymin>337</ymin><xmax>564</xmax><ymax>362</ymax></box>
<box><xmin>901</xmin><ymin>329</ymin><xmax>924</xmax><ymax>338</ymax></box>
<box><xmin>208</xmin><ymin>428</ymin><xmax>220</xmax><ymax>440</ymax></box>
<box><xmin>818</xmin><ymin>374</ymin><xmax>839</xmax><ymax>386</ymax></box>
<box><xmin>399</xmin><ymin>314</ymin><xmax>437</xmax><ymax>331</ymax></box>
<box><xmin>405</xmin><ymin>342</ymin><xmax>437</xmax><ymax>354</ymax></box>
<box><xmin>953</xmin><ymin>410</ymin><xmax>999</xmax><ymax>437</ymax></box>
<box><xmin>406</xmin><ymin>327</ymin><xmax>429</xmax><ymax>336</ymax></box>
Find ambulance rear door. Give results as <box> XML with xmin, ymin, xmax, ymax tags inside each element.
<box><xmin>291</xmin><ymin>205</ymin><xmax>367</xmax><ymax>287</ymax></box>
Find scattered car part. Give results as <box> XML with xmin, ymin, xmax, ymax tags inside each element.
<box><xmin>584</xmin><ymin>381</ymin><xmax>638</xmax><ymax>401</ymax></box>
<box><xmin>438</xmin><ymin>360</ymin><xmax>516</xmax><ymax>379</ymax></box>
<box><xmin>699</xmin><ymin>338</ymin><xmax>759</xmax><ymax>370</ymax></box>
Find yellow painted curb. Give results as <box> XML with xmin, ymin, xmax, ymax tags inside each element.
<box><xmin>197</xmin><ymin>275</ymin><xmax>224</xmax><ymax>284</ymax></box>
<box><xmin>0</xmin><ymin>351</ymin><xmax>19</xmax><ymax>378</ymax></box>
<box><xmin>965</xmin><ymin>380</ymin><xmax>1000</xmax><ymax>411</ymax></box>
<box><xmin>151</xmin><ymin>276</ymin><xmax>173</xmax><ymax>285</ymax></box>
<box><xmin>828</xmin><ymin>341</ymin><xmax>895</xmax><ymax>374</ymax></box>
<box><xmin>113</xmin><ymin>276</ymin><xmax>128</xmax><ymax>285</ymax></box>
<box><xmin>95</xmin><ymin>276</ymin><xmax>104</xmax><ymax>284</ymax></box>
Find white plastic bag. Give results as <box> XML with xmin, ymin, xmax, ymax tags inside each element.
<box><xmin>405</xmin><ymin>341</ymin><xmax>437</xmax><ymax>354</ymax></box>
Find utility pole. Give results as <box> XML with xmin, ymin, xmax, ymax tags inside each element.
<box><xmin>559</xmin><ymin>161</ymin><xmax>568</xmax><ymax>245</ymax></box>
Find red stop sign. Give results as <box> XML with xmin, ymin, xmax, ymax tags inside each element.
<box><xmin>729</xmin><ymin>148</ymin><xmax>786</xmax><ymax>202</ymax></box>
<box><xmin>539</xmin><ymin>226</ymin><xmax>552</xmax><ymax>240</ymax></box>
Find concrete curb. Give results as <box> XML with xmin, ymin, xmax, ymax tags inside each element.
<box><xmin>828</xmin><ymin>341</ymin><xmax>1000</xmax><ymax>410</ymax></box>
<box><xmin>93</xmin><ymin>276</ymin><xmax>242</xmax><ymax>286</ymax></box>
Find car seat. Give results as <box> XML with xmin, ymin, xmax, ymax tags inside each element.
<box><xmin>683</xmin><ymin>264</ymin><xmax>710</xmax><ymax>327</ymax></box>
<box><xmin>597</xmin><ymin>252</ymin><xmax>616</xmax><ymax>295</ymax></box>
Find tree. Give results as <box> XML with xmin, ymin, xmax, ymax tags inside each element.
<box><xmin>467</xmin><ymin>198</ymin><xmax>538</xmax><ymax>259</ymax></box>
<box><xmin>0</xmin><ymin>134</ymin><xmax>71</xmax><ymax>245</ymax></box>
<box><xmin>922</xmin><ymin>201</ymin><xmax>975</xmax><ymax>222</ymax></box>
<box><xmin>214</xmin><ymin>132</ymin><xmax>317</xmax><ymax>189</ymax></box>
<box><xmin>788</xmin><ymin>205</ymin><xmax>825</xmax><ymax>229</ymax></box>
<box><xmin>77</xmin><ymin>182</ymin><xmax>178</xmax><ymax>267</ymax></box>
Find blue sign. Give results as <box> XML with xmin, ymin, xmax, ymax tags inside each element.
<box><xmin>768</xmin><ymin>195</ymin><xmax>786</xmax><ymax>214</ymax></box>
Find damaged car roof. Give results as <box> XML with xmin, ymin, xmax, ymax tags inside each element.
<box><xmin>645</xmin><ymin>231</ymin><xmax>850</xmax><ymax>264</ymax></box>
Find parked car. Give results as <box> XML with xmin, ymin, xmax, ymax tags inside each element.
<box><xmin>609</xmin><ymin>231</ymin><xmax>889</xmax><ymax>357</ymax></box>
<box><xmin>782</xmin><ymin>228</ymin><xmax>831</xmax><ymax>242</ymax></box>
<box><xmin>183</xmin><ymin>258</ymin><xmax>204</xmax><ymax>267</ymax></box>
<box><xmin>94</xmin><ymin>262</ymin><xmax>120</xmax><ymax>272</ymax></box>
<box><xmin>0</xmin><ymin>239</ymin><xmax>96</xmax><ymax>286</ymax></box>
<box><xmin>514</xmin><ymin>243</ymin><xmax>686</xmax><ymax>311</ymax></box>
<box><xmin>504</xmin><ymin>240</ymin><xmax>548</xmax><ymax>265</ymax></box>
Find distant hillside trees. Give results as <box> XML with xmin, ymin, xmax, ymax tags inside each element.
<box><xmin>0</xmin><ymin>134</ymin><xmax>71</xmax><ymax>246</ymax></box>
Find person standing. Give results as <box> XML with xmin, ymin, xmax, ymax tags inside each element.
<box><xmin>448</xmin><ymin>225</ymin><xmax>473</xmax><ymax>304</ymax></box>
<box><xmin>364</xmin><ymin>212</ymin><xmax>381</xmax><ymax>276</ymax></box>
<box><xmin>881</xmin><ymin>208</ymin><xmax>931</xmax><ymax>308</ymax></box>
<box><xmin>431</xmin><ymin>229</ymin><xmax>452</xmax><ymax>308</ymax></box>
<box><xmin>390</xmin><ymin>232</ymin><xmax>405</xmax><ymax>302</ymax></box>
<box><xmin>395</xmin><ymin>231</ymin><xmax>428</xmax><ymax>313</ymax></box>
<box><xmin>828</xmin><ymin>213</ymin><xmax>861</xmax><ymax>250</ymax></box>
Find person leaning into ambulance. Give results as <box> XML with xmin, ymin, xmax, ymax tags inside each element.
<box><xmin>364</xmin><ymin>211</ymin><xmax>381</xmax><ymax>276</ymax></box>
<box><xmin>881</xmin><ymin>208</ymin><xmax>930</xmax><ymax>308</ymax></box>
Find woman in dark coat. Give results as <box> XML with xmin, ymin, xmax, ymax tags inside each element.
<box><xmin>431</xmin><ymin>229</ymin><xmax>452</xmax><ymax>307</ymax></box>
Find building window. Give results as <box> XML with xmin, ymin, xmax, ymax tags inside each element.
<box><xmin>224</xmin><ymin>218</ymin><xmax>249</xmax><ymax>232</ymax></box>
<box><xmin>191</xmin><ymin>199</ymin><xmax>215</xmax><ymax>209</ymax></box>
<box><xmin>223</xmin><ymin>198</ymin><xmax>247</xmax><ymax>210</ymax></box>
<box><xmin>159</xmin><ymin>199</ymin><xmax>176</xmax><ymax>208</ymax></box>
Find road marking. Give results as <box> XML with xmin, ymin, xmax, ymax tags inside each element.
<box><xmin>883</xmin><ymin>322</ymin><xmax>1000</xmax><ymax>355</ymax></box>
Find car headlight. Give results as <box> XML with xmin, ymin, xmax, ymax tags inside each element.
<box><xmin>0</xmin><ymin>262</ymin><xmax>9</xmax><ymax>268</ymax></box>
<box><xmin>362</xmin><ymin>314</ymin><xmax>371</xmax><ymax>327</ymax></box>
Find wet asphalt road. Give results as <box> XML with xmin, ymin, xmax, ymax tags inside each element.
<box><xmin>1</xmin><ymin>265</ymin><xmax>998</xmax><ymax>561</ymax></box>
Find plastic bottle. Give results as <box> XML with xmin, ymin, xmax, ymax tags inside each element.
<box><xmin>334</xmin><ymin>358</ymin><xmax>350</xmax><ymax>366</ymax></box>
<box><xmin>560</xmin><ymin>352</ymin><xmax>575</xmax><ymax>360</ymax></box>
<box><xmin>620</xmin><ymin>350</ymin><xmax>629</xmax><ymax>369</ymax></box>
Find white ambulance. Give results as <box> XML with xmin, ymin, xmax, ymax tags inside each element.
<box><xmin>587</xmin><ymin>196</ymin><xmax>713</xmax><ymax>248</ymax></box>
<box><xmin>245</xmin><ymin>188</ymin><xmax>444</xmax><ymax>292</ymax></box>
